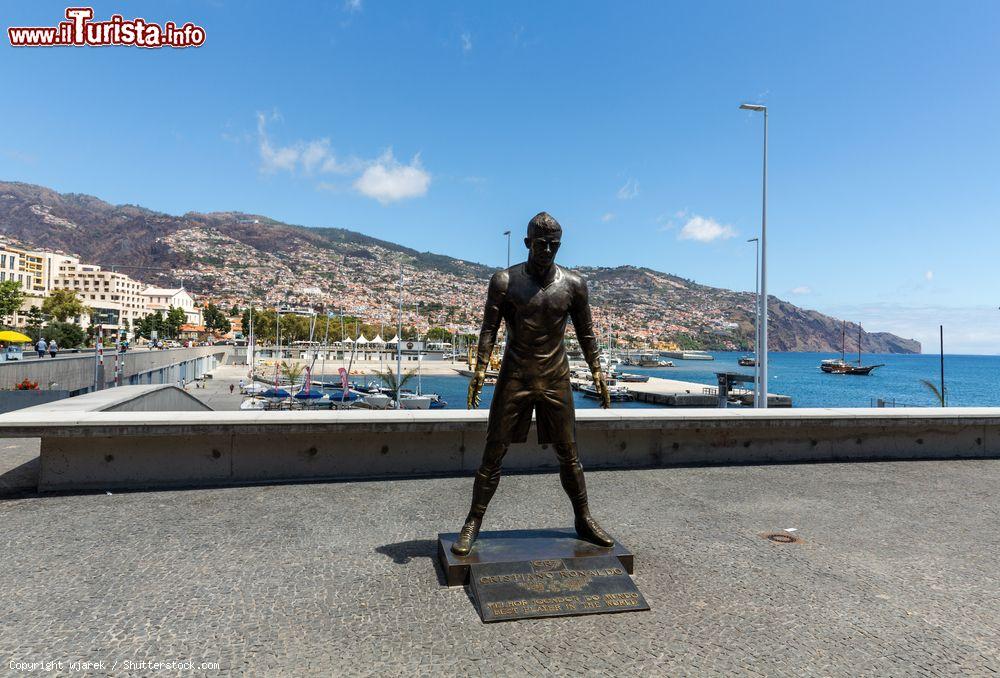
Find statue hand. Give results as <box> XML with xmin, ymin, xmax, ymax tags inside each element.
<box><xmin>593</xmin><ymin>370</ymin><xmax>611</xmax><ymax>409</ymax></box>
<box><xmin>467</xmin><ymin>370</ymin><xmax>485</xmax><ymax>409</ymax></box>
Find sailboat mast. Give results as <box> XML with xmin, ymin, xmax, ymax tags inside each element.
<box><xmin>841</xmin><ymin>321</ymin><xmax>846</xmax><ymax>361</ymax></box>
<box><xmin>858</xmin><ymin>323</ymin><xmax>862</xmax><ymax>364</ymax></box>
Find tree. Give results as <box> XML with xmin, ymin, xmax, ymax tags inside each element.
<box><xmin>45</xmin><ymin>321</ymin><xmax>86</xmax><ymax>348</ymax></box>
<box><xmin>42</xmin><ymin>288</ymin><xmax>88</xmax><ymax>322</ymax></box>
<box><xmin>164</xmin><ymin>306</ymin><xmax>187</xmax><ymax>339</ymax></box>
<box><xmin>280</xmin><ymin>361</ymin><xmax>305</xmax><ymax>390</ymax></box>
<box><xmin>203</xmin><ymin>303</ymin><xmax>232</xmax><ymax>335</ymax></box>
<box><xmin>24</xmin><ymin>306</ymin><xmax>45</xmax><ymax>342</ymax></box>
<box><xmin>426</xmin><ymin>327</ymin><xmax>452</xmax><ymax>342</ymax></box>
<box><xmin>0</xmin><ymin>279</ymin><xmax>24</xmax><ymax>321</ymax></box>
<box><xmin>229</xmin><ymin>305</ymin><xmax>240</xmax><ymax>317</ymax></box>
<box><xmin>135</xmin><ymin>311</ymin><xmax>164</xmax><ymax>340</ymax></box>
<box><xmin>376</xmin><ymin>367</ymin><xmax>417</xmax><ymax>395</ymax></box>
<box><xmin>920</xmin><ymin>379</ymin><xmax>945</xmax><ymax>406</ymax></box>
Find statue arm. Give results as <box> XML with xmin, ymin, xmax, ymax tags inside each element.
<box><xmin>570</xmin><ymin>276</ymin><xmax>611</xmax><ymax>408</ymax></box>
<box><xmin>468</xmin><ymin>271</ymin><xmax>507</xmax><ymax>408</ymax></box>
<box><xmin>570</xmin><ymin>276</ymin><xmax>601</xmax><ymax>372</ymax></box>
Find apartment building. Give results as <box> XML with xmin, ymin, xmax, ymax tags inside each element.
<box><xmin>52</xmin><ymin>262</ymin><xmax>148</xmax><ymax>330</ymax></box>
<box><xmin>0</xmin><ymin>243</ymin><xmax>78</xmax><ymax>294</ymax></box>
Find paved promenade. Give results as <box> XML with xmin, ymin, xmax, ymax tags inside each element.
<box><xmin>1</xmin><ymin>459</ymin><xmax>997</xmax><ymax>676</ymax></box>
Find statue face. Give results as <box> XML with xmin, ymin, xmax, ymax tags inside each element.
<box><xmin>524</xmin><ymin>235</ymin><xmax>561</xmax><ymax>268</ymax></box>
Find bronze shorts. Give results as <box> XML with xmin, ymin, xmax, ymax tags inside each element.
<box><xmin>486</xmin><ymin>374</ymin><xmax>576</xmax><ymax>445</ymax></box>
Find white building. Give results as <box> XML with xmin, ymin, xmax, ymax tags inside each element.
<box><xmin>141</xmin><ymin>287</ymin><xmax>201</xmax><ymax>325</ymax></box>
<box><xmin>0</xmin><ymin>242</ymin><xmax>79</xmax><ymax>295</ymax></box>
<box><xmin>52</xmin><ymin>262</ymin><xmax>148</xmax><ymax>331</ymax></box>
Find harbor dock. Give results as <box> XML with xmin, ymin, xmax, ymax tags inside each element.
<box><xmin>625</xmin><ymin>376</ymin><xmax>792</xmax><ymax>407</ymax></box>
<box><xmin>568</xmin><ymin>374</ymin><xmax>792</xmax><ymax>407</ymax></box>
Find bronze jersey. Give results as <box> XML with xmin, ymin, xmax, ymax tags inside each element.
<box><xmin>475</xmin><ymin>263</ymin><xmax>601</xmax><ymax>384</ymax></box>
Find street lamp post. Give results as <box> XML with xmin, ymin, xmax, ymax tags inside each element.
<box><xmin>740</xmin><ymin>102</ymin><xmax>768</xmax><ymax>408</ymax></box>
<box><xmin>503</xmin><ymin>230</ymin><xmax>511</xmax><ymax>269</ymax></box>
<box><xmin>747</xmin><ymin>237</ymin><xmax>760</xmax><ymax>406</ymax></box>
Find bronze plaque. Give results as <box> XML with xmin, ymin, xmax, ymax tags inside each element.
<box><xmin>470</xmin><ymin>555</ymin><xmax>649</xmax><ymax>623</ymax></box>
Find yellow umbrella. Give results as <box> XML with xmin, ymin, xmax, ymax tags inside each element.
<box><xmin>0</xmin><ymin>330</ymin><xmax>32</xmax><ymax>343</ymax></box>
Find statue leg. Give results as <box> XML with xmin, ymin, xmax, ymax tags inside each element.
<box><xmin>451</xmin><ymin>441</ymin><xmax>509</xmax><ymax>556</ymax></box>
<box><xmin>554</xmin><ymin>443</ymin><xmax>615</xmax><ymax>547</ymax></box>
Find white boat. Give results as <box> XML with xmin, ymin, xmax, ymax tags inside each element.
<box><xmin>240</xmin><ymin>396</ymin><xmax>267</xmax><ymax>410</ymax></box>
<box><xmin>398</xmin><ymin>393</ymin><xmax>432</xmax><ymax>410</ymax></box>
<box><xmin>362</xmin><ymin>392</ymin><xmax>393</xmax><ymax>409</ymax></box>
<box><xmin>580</xmin><ymin>383</ymin><xmax>633</xmax><ymax>402</ymax></box>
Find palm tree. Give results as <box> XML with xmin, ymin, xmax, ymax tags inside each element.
<box><xmin>920</xmin><ymin>378</ymin><xmax>945</xmax><ymax>406</ymax></box>
<box><xmin>377</xmin><ymin>367</ymin><xmax>416</xmax><ymax>396</ymax></box>
<box><xmin>280</xmin><ymin>361</ymin><xmax>305</xmax><ymax>391</ymax></box>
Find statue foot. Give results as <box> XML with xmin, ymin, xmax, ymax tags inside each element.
<box><xmin>450</xmin><ymin>517</ymin><xmax>482</xmax><ymax>556</ymax></box>
<box><xmin>575</xmin><ymin>514</ymin><xmax>614</xmax><ymax>547</ymax></box>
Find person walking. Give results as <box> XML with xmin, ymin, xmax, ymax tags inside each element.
<box><xmin>35</xmin><ymin>337</ymin><xmax>47</xmax><ymax>359</ymax></box>
<box><xmin>48</xmin><ymin>339</ymin><xmax>58</xmax><ymax>358</ymax></box>
<box><xmin>229</xmin><ymin>384</ymin><xmax>235</xmax><ymax>395</ymax></box>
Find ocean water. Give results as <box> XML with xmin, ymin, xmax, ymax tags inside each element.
<box><xmin>331</xmin><ymin>352</ymin><xmax>1000</xmax><ymax>409</ymax></box>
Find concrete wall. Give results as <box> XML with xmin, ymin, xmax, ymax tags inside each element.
<box><xmin>0</xmin><ymin>405</ymin><xmax>997</xmax><ymax>492</ymax></box>
<box><xmin>0</xmin><ymin>346</ymin><xmax>229</xmax><ymax>395</ymax></box>
<box><xmin>0</xmin><ymin>390</ymin><xmax>71</xmax><ymax>414</ymax></box>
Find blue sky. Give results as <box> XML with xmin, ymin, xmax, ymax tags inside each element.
<box><xmin>2</xmin><ymin>1</ymin><xmax>999</xmax><ymax>352</ymax></box>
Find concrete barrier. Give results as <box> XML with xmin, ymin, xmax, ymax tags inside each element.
<box><xmin>0</xmin><ymin>346</ymin><xmax>229</xmax><ymax>395</ymax></box>
<box><xmin>0</xmin><ymin>390</ymin><xmax>71</xmax><ymax>414</ymax></box>
<box><xmin>0</xmin><ymin>399</ymin><xmax>997</xmax><ymax>491</ymax></box>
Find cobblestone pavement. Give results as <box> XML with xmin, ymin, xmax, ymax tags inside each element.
<box><xmin>1</xmin><ymin>459</ymin><xmax>998</xmax><ymax>676</ymax></box>
<box><xmin>0</xmin><ymin>438</ymin><xmax>38</xmax><ymax>497</ymax></box>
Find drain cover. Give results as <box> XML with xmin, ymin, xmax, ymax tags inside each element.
<box><xmin>760</xmin><ymin>531</ymin><xmax>803</xmax><ymax>544</ymax></box>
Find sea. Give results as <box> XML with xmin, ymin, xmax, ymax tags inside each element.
<box><xmin>331</xmin><ymin>352</ymin><xmax>1000</xmax><ymax>410</ymax></box>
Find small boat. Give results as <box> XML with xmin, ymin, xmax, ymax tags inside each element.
<box><xmin>398</xmin><ymin>392</ymin><xmax>432</xmax><ymax>409</ymax></box>
<box><xmin>738</xmin><ymin>355</ymin><xmax>756</xmax><ymax>367</ymax></box>
<box><xmin>361</xmin><ymin>392</ymin><xmax>392</xmax><ymax>409</ymax></box>
<box><xmin>580</xmin><ymin>382</ymin><xmax>633</xmax><ymax>402</ymax></box>
<box><xmin>625</xmin><ymin>352</ymin><xmax>664</xmax><ymax>367</ymax></box>
<box><xmin>240</xmin><ymin>396</ymin><xmax>267</xmax><ymax>410</ymax></box>
<box><xmin>614</xmin><ymin>372</ymin><xmax>649</xmax><ymax>383</ymax></box>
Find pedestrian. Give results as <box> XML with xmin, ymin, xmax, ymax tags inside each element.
<box><xmin>229</xmin><ymin>384</ymin><xmax>235</xmax><ymax>394</ymax></box>
<box><xmin>239</xmin><ymin>378</ymin><xmax>245</xmax><ymax>392</ymax></box>
<box><xmin>35</xmin><ymin>337</ymin><xmax>47</xmax><ymax>359</ymax></box>
<box><xmin>48</xmin><ymin>339</ymin><xmax>58</xmax><ymax>358</ymax></box>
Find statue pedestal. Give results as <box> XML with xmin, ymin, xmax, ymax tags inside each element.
<box><xmin>436</xmin><ymin>527</ymin><xmax>634</xmax><ymax>587</ymax></box>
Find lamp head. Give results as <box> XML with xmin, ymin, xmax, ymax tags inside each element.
<box><xmin>740</xmin><ymin>103</ymin><xmax>767</xmax><ymax>112</ymax></box>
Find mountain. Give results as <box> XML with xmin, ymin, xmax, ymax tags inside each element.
<box><xmin>0</xmin><ymin>181</ymin><xmax>920</xmax><ymax>354</ymax></box>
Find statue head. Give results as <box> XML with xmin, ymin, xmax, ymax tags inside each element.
<box><xmin>524</xmin><ymin>212</ymin><xmax>562</xmax><ymax>268</ymax></box>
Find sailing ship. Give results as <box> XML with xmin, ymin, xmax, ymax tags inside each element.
<box><xmin>820</xmin><ymin>322</ymin><xmax>885</xmax><ymax>375</ymax></box>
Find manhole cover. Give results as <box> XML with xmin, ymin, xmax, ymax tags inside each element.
<box><xmin>760</xmin><ymin>531</ymin><xmax>803</xmax><ymax>545</ymax></box>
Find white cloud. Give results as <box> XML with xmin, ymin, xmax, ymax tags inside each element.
<box><xmin>677</xmin><ymin>215</ymin><xmax>736</xmax><ymax>243</ymax></box>
<box><xmin>256</xmin><ymin>113</ymin><xmax>431</xmax><ymax>203</ymax></box>
<box><xmin>345</xmin><ymin>0</ymin><xmax>362</xmax><ymax>11</ymax></box>
<box><xmin>601</xmin><ymin>212</ymin><xmax>615</xmax><ymax>222</ymax></box>
<box><xmin>790</xmin><ymin>286</ymin><xmax>812</xmax><ymax>295</ymax></box>
<box><xmin>257</xmin><ymin>113</ymin><xmax>353</xmax><ymax>175</ymax></box>
<box><xmin>925</xmin><ymin>270</ymin><xmax>934</xmax><ymax>281</ymax></box>
<box><xmin>616</xmin><ymin>178</ymin><xmax>639</xmax><ymax>200</ymax></box>
<box><xmin>353</xmin><ymin>149</ymin><xmax>431</xmax><ymax>204</ymax></box>
<box><xmin>461</xmin><ymin>32</ymin><xmax>472</xmax><ymax>53</ymax></box>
